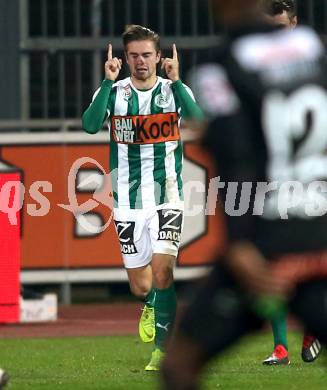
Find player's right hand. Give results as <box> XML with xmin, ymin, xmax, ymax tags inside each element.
<box><xmin>226</xmin><ymin>241</ymin><xmax>293</xmax><ymax>297</ymax></box>
<box><xmin>105</xmin><ymin>44</ymin><xmax>122</xmax><ymax>81</ymax></box>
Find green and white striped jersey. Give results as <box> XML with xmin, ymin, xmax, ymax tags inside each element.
<box><xmin>93</xmin><ymin>76</ymin><xmax>195</xmax><ymax>209</ymax></box>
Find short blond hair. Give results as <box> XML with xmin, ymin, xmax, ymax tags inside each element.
<box><xmin>122</xmin><ymin>25</ymin><xmax>160</xmax><ymax>52</ymax></box>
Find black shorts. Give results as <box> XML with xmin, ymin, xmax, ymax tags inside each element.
<box><xmin>179</xmin><ymin>262</ymin><xmax>264</xmax><ymax>360</ymax></box>
<box><xmin>179</xmin><ymin>261</ymin><xmax>327</xmax><ymax>360</ymax></box>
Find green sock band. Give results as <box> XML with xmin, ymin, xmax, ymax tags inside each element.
<box><xmin>144</xmin><ymin>288</ymin><xmax>156</xmax><ymax>308</ymax></box>
<box><xmin>271</xmin><ymin>315</ymin><xmax>288</xmax><ymax>350</ymax></box>
<box><xmin>251</xmin><ymin>295</ymin><xmax>287</xmax><ymax>320</ymax></box>
<box><xmin>154</xmin><ymin>284</ymin><xmax>177</xmax><ymax>351</ymax></box>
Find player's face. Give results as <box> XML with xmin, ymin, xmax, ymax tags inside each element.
<box><xmin>125</xmin><ymin>40</ymin><xmax>161</xmax><ymax>81</ymax></box>
<box><xmin>266</xmin><ymin>11</ymin><xmax>297</xmax><ymax>29</ymax></box>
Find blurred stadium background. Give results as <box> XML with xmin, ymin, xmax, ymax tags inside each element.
<box><xmin>2</xmin><ymin>0</ymin><xmax>327</xmax><ymax>122</ymax></box>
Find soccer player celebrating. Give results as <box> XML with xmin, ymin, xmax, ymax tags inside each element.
<box><xmin>261</xmin><ymin>0</ymin><xmax>321</xmax><ymax>365</ymax></box>
<box><xmin>162</xmin><ymin>0</ymin><xmax>327</xmax><ymax>388</ymax></box>
<box><xmin>82</xmin><ymin>25</ymin><xmax>202</xmax><ymax>371</ymax></box>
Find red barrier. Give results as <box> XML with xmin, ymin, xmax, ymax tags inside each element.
<box><xmin>0</xmin><ymin>171</ymin><xmax>20</xmax><ymax>323</ymax></box>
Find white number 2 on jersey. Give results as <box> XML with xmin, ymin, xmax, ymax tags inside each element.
<box><xmin>263</xmin><ymin>84</ymin><xmax>327</xmax><ymax>183</ymax></box>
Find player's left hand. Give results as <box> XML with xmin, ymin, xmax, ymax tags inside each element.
<box><xmin>161</xmin><ymin>44</ymin><xmax>180</xmax><ymax>82</ymax></box>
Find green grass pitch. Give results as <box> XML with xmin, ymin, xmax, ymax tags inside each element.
<box><xmin>0</xmin><ymin>331</ymin><xmax>326</xmax><ymax>389</ymax></box>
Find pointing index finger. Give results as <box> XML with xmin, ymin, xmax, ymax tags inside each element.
<box><xmin>108</xmin><ymin>44</ymin><xmax>112</xmax><ymax>60</ymax></box>
<box><xmin>172</xmin><ymin>43</ymin><xmax>178</xmax><ymax>60</ymax></box>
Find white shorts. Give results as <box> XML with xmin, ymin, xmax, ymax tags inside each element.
<box><xmin>113</xmin><ymin>205</ymin><xmax>184</xmax><ymax>269</ymax></box>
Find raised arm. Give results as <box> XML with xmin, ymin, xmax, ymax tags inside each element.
<box><xmin>162</xmin><ymin>44</ymin><xmax>203</xmax><ymax>121</ymax></box>
<box><xmin>82</xmin><ymin>44</ymin><xmax>122</xmax><ymax>134</ymax></box>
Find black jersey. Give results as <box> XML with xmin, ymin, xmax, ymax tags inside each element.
<box><xmin>190</xmin><ymin>24</ymin><xmax>327</xmax><ymax>257</ymax></box>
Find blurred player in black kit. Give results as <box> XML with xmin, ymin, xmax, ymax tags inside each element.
<box><xmin>261</xmin><ymin>0</ymin><xmax>321</xmax><ymax>366</ymax></box>
<box><xmin>161</xmin><ymin>0</ymin><xmax>327</xmax><ymax>388</ymax></box>
<box><xmin>264</xmin><ymin>0</ymin><xmax>297</xmax><ymax>29</ymax></box>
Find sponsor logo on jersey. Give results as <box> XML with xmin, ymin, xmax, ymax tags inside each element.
<box><xmin>111</xmin><ymin>113</ymin><xmax>180</xmax><ymax>144</ymax></box>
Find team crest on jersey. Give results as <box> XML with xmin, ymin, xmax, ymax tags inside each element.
<box><xmin>122</xmin><ymin>84</ymin><xmax>132</xmax><ymax>101</ymax></box>
<box><xmin>154</xmin><ymin>93</ymin><xmax>171</xmax><ymax>108</ymax></box>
